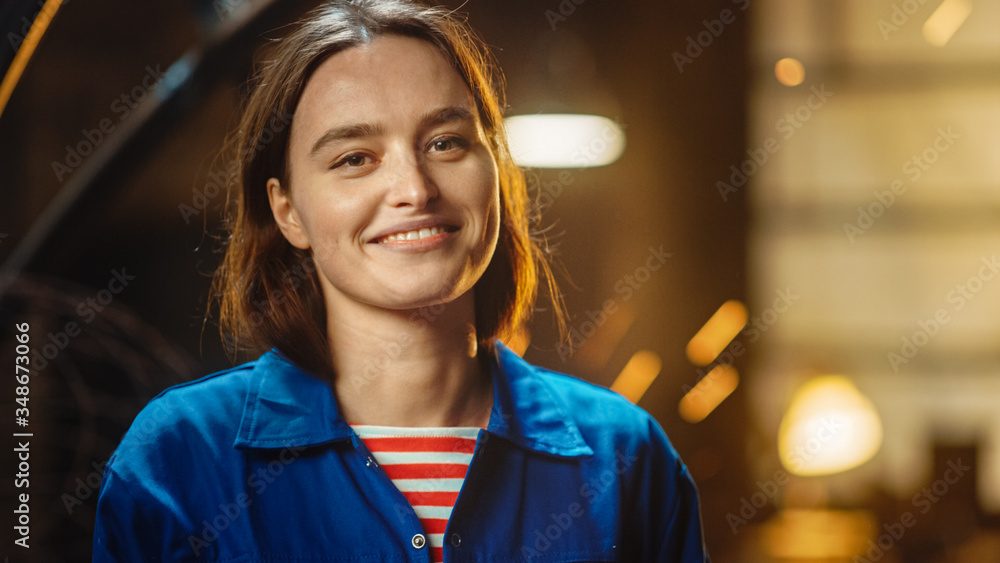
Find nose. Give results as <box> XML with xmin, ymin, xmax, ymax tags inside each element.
<box><xmin>385</xmin><ymin>150</ymin><xmax>438</xmax><ymax>209</ymax></box>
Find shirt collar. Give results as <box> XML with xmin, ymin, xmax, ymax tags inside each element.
<box><xmin>234</xmin><ymin>343</ymin><xmax>593</xmax><ymax>458</ymax></box>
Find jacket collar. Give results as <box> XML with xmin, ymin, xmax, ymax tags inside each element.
<box><xmin>485</xmin><ymin>344</ymin><xmax>593</xmax><ymax>457</ymax></box>
<box><xmin>234</xmin><ymin>343</ymin><xmax>593</xmax><ymax>458</ymax></box>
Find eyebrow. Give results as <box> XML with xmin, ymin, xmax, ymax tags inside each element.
<box><xmin>308</xmin><ymin>106</ymin><xmax>476</xmax><ymax>157</ymax></box>
<box><xmin>309</xmin><ymin>122</ymin><xmax>384</xmax><ymax>156</ymax></box>
<box><xmin>421</xmin><ymin>106</ymin><xmax>475</xmax><ymax>129</ymax></box>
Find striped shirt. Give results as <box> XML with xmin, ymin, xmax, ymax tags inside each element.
<box><xmin>352</xmin><ymin>425</ymin><xmax>481</xmax><ymax>562</ymax></box>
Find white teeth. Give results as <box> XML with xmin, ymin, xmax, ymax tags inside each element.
<box><xmin>381</xmin><ymin>226</ymin><xmax>445</xmax><ymax>242</ymax></box>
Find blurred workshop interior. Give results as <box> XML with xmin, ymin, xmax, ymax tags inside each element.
<box><xmin>0</xmin><ymin>0</ymin><xmax>998</xmax><ymax>560</ymax></box>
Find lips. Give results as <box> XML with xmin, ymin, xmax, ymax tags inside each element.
<box><xmin>369</xmin><ymin>219</ymin><xmax>458</xmax><ymax>245</ymax></box>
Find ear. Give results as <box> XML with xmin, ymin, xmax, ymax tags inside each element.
<box><xmin>267</xmin><ymin>178</ymin><xmax>311</xmax><ymax>250</ymax></box>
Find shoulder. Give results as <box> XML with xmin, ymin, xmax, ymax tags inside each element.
<box><xmin>541</xmin><ymin>367</ymin><xmax>679</xmax><ymax>463</ymax></box>
<box><xmin>109</xmin><ymin>357</ymin><xmax>260</xmax><ymax>471</ymax></box>
<box><xmin>536</xmin><ymin>363</ymin><xmax>659</xmax><ymax>435</ymax></box>
<box><xmin>497</xmin><ymin>345</ymin><xmax>677</xmax><ymax>460</ymax></box>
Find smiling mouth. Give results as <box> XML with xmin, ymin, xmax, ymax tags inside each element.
<box><xmin>375</xmin><ymin>226</ymin><xmax>455</xmax><ymax>244</ymax></box>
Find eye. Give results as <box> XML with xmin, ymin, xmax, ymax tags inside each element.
<box><xmin>331</xmin><ymin>152</ymin><xmax>374</xmax><ymax>169</ymax></box>
<box><xmin>428</xmin><ymin>136</ymin><xmax>469</xmax><ymax>154</ymax></box>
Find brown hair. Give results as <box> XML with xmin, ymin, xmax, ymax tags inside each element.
<box><xmin>211</xmin><ymin>0</ymin><xmax>562</xmax><ymax>375</ymax></box>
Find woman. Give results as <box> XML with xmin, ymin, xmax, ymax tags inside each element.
<box><xmin>93</xmin><ymin>1</ymin><xmax>708</xmax><ymax>560</ymax></box>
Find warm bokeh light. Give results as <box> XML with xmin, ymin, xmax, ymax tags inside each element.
<box><xmin>923</xmin><ymin>0</ymin><xmax>972</xmax><ymax>47</ymax></box>
<box><xmin>504</xmin><ymin>114</ymin><xmax>626</xmax><ymax>168</ymax></box>
<box><xmin>774</xmin><ymin>57</ymin><xmax>805</xmax><ymax>87</ymax></box>
<box><xmin>678</xmin><ymin>364</ymin><xmax>739</xmax><ymax>423</ymax></box>
<box><xmin>685</xmin><ymin>300</ymin><xmax>748</xmax><ymax>366</ymax></box>
<box><xmin>610</xmin><ymin>350</ymin><xmax>662</xmax><ymax>404</ymax></box>
<box><xmin>762</xmin><ymin>509</ymin><xmax>874</xmax><ymax>559</ymax></box>
<box><xmin>778</xmin><ymin>376</ymin><xmax>883</xmax><ymax>477</ymax></box>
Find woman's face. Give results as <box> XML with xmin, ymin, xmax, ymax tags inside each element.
<box><xmin>269</xmin><ymin>35</ymin><xmax>501</xmax><ymax>317</ymax></box>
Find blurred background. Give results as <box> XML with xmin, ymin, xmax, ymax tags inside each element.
<box><xmin>0</xmin><ymin>0</ymin><xmax>997</xmax><ymax>560</ymax></box>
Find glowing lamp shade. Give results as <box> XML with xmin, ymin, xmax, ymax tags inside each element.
<box><xmin>504</xmin><ymin>114</ymin><xmax>625</xmax><ymax>168</ymax></box>
<box><xmin>778</xmin><ymin>376</ymin><xmax>883</xmax><ymax>477</ymax></box>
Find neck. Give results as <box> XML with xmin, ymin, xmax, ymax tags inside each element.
<box><xmin>326</xmin><ymin>292</ymin><xmax>493</xmax><ymax>428</ymax></box>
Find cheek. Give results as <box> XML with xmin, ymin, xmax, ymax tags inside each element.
<box><xmin>474</xmin><ymin>155</ymin><xmax>501</xmax><ymax>225</ymax></box>
<box><xmin>297</xmin><ymin>190</ymin><xmax>371</xmax><ymax>253</ymax></box>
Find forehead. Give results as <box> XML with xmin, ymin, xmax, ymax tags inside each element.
<box><xmin>289</xmin><ymin>35</ymin><xmax>478</xmax><ymax>150</ymax></box>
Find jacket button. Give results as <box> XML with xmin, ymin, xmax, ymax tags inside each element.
<box><xmin>450</xmin><ymin>533</ymin><xmax>462</xmax><ymax>547</ymax></box>
<box><xmin>411</xmin><ymin>534</ymin><xmax>426</xmax><ymax>549</ymax></box>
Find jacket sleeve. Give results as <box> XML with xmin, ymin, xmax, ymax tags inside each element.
<box><xmin>632</xmin><ymin>416</ymin><xmax>710</xmax><ymax>562</ymax></box>
<box><xmin>93</xmin><ymin>460</ymin><xmax>162</xmax><ymax>562</ymax></box>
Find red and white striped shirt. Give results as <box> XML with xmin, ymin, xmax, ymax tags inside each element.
<box><xmin>352</xmin><ymin>425</ymin><xmax>481</xmax><ymax>562</ymax></box>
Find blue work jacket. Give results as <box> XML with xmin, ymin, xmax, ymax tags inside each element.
<box><xmin>94</xmin><ymin>343</ymin><xmax>708</xmax><ymax>561</ymax></box>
